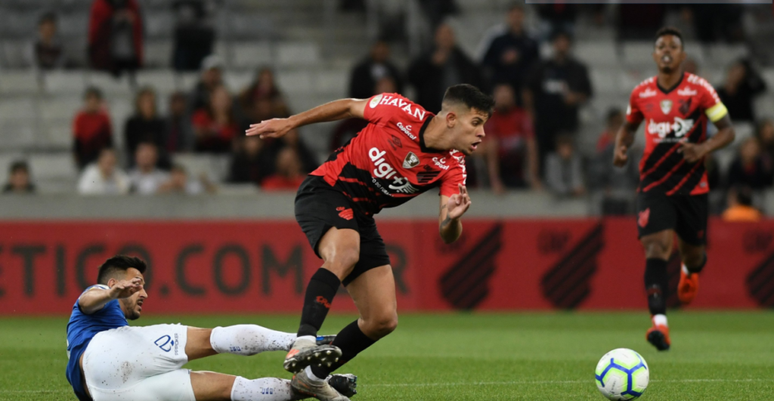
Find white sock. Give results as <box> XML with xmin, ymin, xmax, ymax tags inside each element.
<box><xmin>304</xmin><ymin>365</ymin><xmax>325</xmax><ymax>383</ymax></box>
<box><xmin>211</xmin><ymin>325</ymin><xmax>296</xmax><ymax>356</ymax></box>
<box><xmin>296</xmin><ymin>335</ymin><xmax>316</xmax><ymax>344</ymax></box>
<box><xmin>681</xmin><ymin>264</ymin><xmax>690</xmax><ymax>275</ymax></box>
<box><xmin>652</xmin><ymin>314</ymin><xmax>668</xmax><ymax>327</ymax></box>
<box><xmin>231</xmin><ymin>377</ymin><xmax>297</xmax><ymax>401</ymax></box>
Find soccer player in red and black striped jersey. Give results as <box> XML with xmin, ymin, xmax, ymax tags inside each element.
<box><xmin>614</xmin><ymin>27</ymin><xmax>735</xmax><ymax>351</ymax></box>
<box><xmin>246</xmin><ymin>84</ymin><xmax>493</xmax><ymax>400</ymax></box>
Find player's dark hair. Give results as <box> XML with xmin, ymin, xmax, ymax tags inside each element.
<box><xmin>655</xmin><ymin>27</ymin><xmax>684</xmax><ymax>49</ymax></box>
<box><xmin>735</xmin><ymin>186</ymin><xmax>754</xmax><ymax>207</ymax></box>
<box><xmin>606</xmin><ymin>108</ymin><xmax>622</xmax><ymax>123</ymax></box>
<box><xmin>442</xmin><ymin>84</ymin><xmax>495</xmax><ymax>117</ymax></box>
<box><xmin>96</xmin><ymin>255</ymin><xmax>147</xmax><ymax>285</ymax></box>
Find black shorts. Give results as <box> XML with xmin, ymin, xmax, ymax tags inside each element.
<box><xmin>295</xmin><ymin>176</ymin><xmax>390</xmax><ymax>286</ymax></box>
<box><xmin>636</xmin><ymin>192</ymin><xmax>708</xmax><ymax>246</ymax></box>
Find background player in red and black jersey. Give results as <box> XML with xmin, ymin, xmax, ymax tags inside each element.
<box><xmin>246</xmin><ymin>84</ymin><xmax>494</xmax><ymax>400</ymax></box>
<box><xmin>613</xmin><ymin>27</ymin><xmax>736</xmax><ymax>352</ymax></box>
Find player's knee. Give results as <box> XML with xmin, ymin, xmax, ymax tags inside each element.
<box><xmin>327</xmin><ymin>248</ymin><xmax>360</xmax><ymax>273</ymax></box>
<box><xmin>643</xmin><ymin>239</ymin><xmax>670</xmax><ymax>259</ymax></box>
<box><xmin>364</xmin><ymin>312</ymin><xmax>398</xmax><ymax>338</ymax></box>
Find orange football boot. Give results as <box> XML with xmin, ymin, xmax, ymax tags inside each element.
<box><xmin>646</xmin><ymin>323</ymin><xmax>671</xmax><ymax>351</ymax></box>
<box><xmin>677</xmin><ymin>267</ymin><xmax>700</xmax><ymax>305</ymax></box>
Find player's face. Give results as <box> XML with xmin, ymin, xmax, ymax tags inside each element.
<box><xmin>653</xmin><ymin>35</ymin><xmax>685</xmax><ymax>74</ymax></box>
<box><xmin>118</xmin><ymin>268</ymin><xmax>147</xmax><ymax>320</ymax></box>
<box><xmin>450</xmin><ymin>107</ymin><xmax>488</xmax><ymax>156</ymax></box>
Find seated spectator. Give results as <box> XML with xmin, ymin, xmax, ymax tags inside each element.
<box><xmin>407</xmin><ymin>23</ymin><xmax>482</xmax><ymax>112</ymax></box>
<box><xmin>349</xmin><ymin>40</ymin><xmax>403</xmax><ymax>99</ymax></box>
<box><xmin>616</xmin><ymin>5</ymin><xmax>666</xmax><ymax>41</ymax></box>
<box><xmin>172</xmin><ymin>0</ymin><xmax>216</xmax><ymax>72</ymax></box>
<box><xmin>545</xmin><ymin>134</ymin><xmax>585</xmax><ymax>197</ymax></box>
<box><xmin>191</xmin><ymin>84</ymin><xmax>239</xmax><ymax>153</ymax></box>
<box><xmin>264</xmin><ymin>129</ymin><xmax>319</xmax><ymax>175</ymax></box>
<box><xmin>229</xmin><ymin>136</ymin><xmax>268</xmax><ymax>185</ymax></box>
<box><xmin>3</xmin><ymin>161</ymin><xmax>35</xmax><ymax>194</ymax></box>
<box><xmin>77</xmin><ymin>148</ymin><xmax>130</xmax><ymax>195</ymax></box>
<box><xmin>73</xmin><ymin>87</ymin><xmax>113</xmax><ymax>170</ymax></box>
<box><xmin>261</xmin><ymin>147</ymin><xmax>306</xmax><ymax>191</ymax></box>
<box><xmin>29</xmin><ymin>12</ymin><xmax>64</xmax><ymax>70</ymax></box>
<box><xmin>163</xmin><ymin>91</ymin><xmax>195</xmax><ymax>152</ymax></box>
<box><xmin>329</xmin><ymin>76</ymin><xmax>396</xmax><ymax>152</ymax></box>
<box><xmin>596</xmin><ymin>108</ymin><xmax>624</xmax><ymax>153</ymax></box>
<box><xmin>88</xmin><ymin>0</ymin><xmax>143</xmax><ymax>78</ymax></box>
<box><xmin>480</xmin><ymin>83</ymin><xmax>539</xmax><ymax>193</ymax></box>
<box><xmin>716</xmin><ymin>59</ymin><xmax>767</xmax><ymax>123</ymax></box>
<box><xmin>524</xmin><ymin>30</ymin><xmax>592</xmax><ymax>170</ymax></box>
<box><xmin>125</xmin><ymin>87</ymin><xmax>168</xmax><ymax>167</ymax></box>
<box><xmin>537</xmin><ymin>3</ymin><xmax>579</xmax><ymax>40</ymax></box>
<box><xmin>722</xmin><ymin>186</ymin><xmax>762</xmax><ymax>222</ymax></box>
<box><xmin>128</xmin><ymin>142</ymin><xmax>169</xmax><ymax>195</ymax></box>
<box><xmin>158</xmin><ymin>164</ymin><xmax>216</xmax><ymax>194</ymax></box>
<box><xmin>239</xmin><ymin>67</ymin><xmax>290</xmax><ymax>122</ymax></box>
<box><xmin>481</xmin><ymin>4</ymin><xmax>538</xmax><ymax>101</ymax></box>
<box><xmin>189</xmin><ymin>54</ymin><xmax>223</xmax><ymax>113</ymax></box>
<box><xmin>756</xmin><ymin>118</ymin><xmax>774</xmax><ymax>163</ymax></box>
<box><xmin>726</xmin><ymin>137</ymin><xmax>773</xmax><ymax>190</ymax></box>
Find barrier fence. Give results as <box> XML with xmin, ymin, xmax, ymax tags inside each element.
<box><xmin>0</xmin><ymin>218</ymin><xmax>771</xmax><ymax>315</ymax></box>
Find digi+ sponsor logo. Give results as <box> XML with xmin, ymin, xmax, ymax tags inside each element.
<box><xmin>369</xmin><ymin>147</ymin><xmax>419</xmax><ymax>194</ymax></box>
<box><xmin>647</xmin><ymin>117</ymin><xmax>694</xmax><ymax>139</ymax></box>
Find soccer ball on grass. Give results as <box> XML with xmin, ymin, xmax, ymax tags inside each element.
<box><xmin>594</xmin><ymin>348</ymin><xmax>649</xmax><ymax>400</ymax></box>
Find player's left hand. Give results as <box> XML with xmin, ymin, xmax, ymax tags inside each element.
<box><xmin>678</xmin><ymin>141</ymin><xmax>707</xmax><ymax>163</ymax></box>
<box><xmin>447</xmin><ymin>184</ymin><xmax>471</xmax><ymax>220</ymax></box>
<box><xmin>245</xmin><ymin>118</ymin><xmax>293</xmax><ymax>139</ymax></box>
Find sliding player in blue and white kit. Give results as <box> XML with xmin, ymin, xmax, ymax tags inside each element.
<box><xmin>66</xmin><ymin>255</ymin><xmax>355</xmax><ymax>401</ymax></box>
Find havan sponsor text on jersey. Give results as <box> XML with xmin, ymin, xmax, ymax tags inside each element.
<box><xmin>312</xmin><ymin>93</ymin><xmax>466</xmax><ymax>215</ymax></box>
<box><xmin>626</xmin><ymin>72</ymin><xmax>728</xmax><ymax>196</ymax></box>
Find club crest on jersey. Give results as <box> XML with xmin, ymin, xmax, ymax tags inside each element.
<box><xmin>660</xmin><ymin>100</ymin><xmax>672</xmax><ymax>114</ymax></box>
<box><xmin>403</xmin><ymin>152</ymin><xmax>420</xmax><ymax>169</ymax></box>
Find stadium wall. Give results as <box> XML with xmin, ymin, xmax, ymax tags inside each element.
<box><xmin>1</xmin><ymin>218</ymin><xmax>771</xmax><ymax>315</ymax></box>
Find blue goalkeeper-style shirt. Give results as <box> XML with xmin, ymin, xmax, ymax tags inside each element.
<box><xmin>65</xmin><ymin>285</ymin><xmax>128</xmax><ymax>401</ymax></box>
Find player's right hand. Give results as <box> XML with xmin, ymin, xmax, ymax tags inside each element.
<box><xmin>613</xmin><ymin>145</ymin><xmax>629</xmax><ymax>167</ymax></box>
<box><xmin>245</xmin><ymin>118</ymin><xmax>293</xmax><ymax>139</ymax></box>
<box><xmin>109</xmin><ymin>277</ymin><xmax>143</xmax><ymax>299</ymax></box>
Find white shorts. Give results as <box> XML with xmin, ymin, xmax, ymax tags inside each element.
<box><xmin>82</xmin><ymin>324</ymin><xmax>196</xmax><ymax>401</ymax></box>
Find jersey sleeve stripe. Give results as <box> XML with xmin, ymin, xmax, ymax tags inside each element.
<box><xmin>705</xmin><ymin>102</ymin><xmax>728</xmax><ymax>122</ymax></box>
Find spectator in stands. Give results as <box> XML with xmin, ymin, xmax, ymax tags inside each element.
<box><xmin>407</xmin><ymin>23</ymin><xmax>482</xmax><ymax>112</ymax></box>
<box><xmin>229</xmin><ymin>136</ymin><xmax>267</xmax><ymax>185</ymax></box>
<box><xmin>172</xmin><ymin>0</ymin><xmax>216</xmax><ymax>72</ymax></box>
<box><xmin>158</xmin><ymin>164</ymin><xmax>216</xmax><ymax>194</ymax></box>
<box><xmin>348</xmin><ymin>40</ymin><xmax>403</xmax><ymax>99</ymax></box>
<box><xmin>77</xmin><ymin>148</ymin><xmax>130</xmax><ymax>195</ymax></box>
<box><xmin>716</xmin><ymin>59</ymin><xmax>767</xmax><ymax>123</ymax></box>
<box><xmin>73</xmin><ymin>87</ymin><xmax>113</xmax><ymax>170</ymax></box>
<box><xmin>189</xmin><ymin>54</ymin><xmax>223</xmax><ymax>113</ymax></box>
<box><xmin>88</xmin><ymin>0</ymin><xmax>144</xmax><ymax>78</ymax></box>
<box><xmin>238</xmin><ymin>67</ymin><xmax>290</xmax><ymax>123</ymax></box>
<box><xmin>329</xmin><ymin>76</ymin><xmax>397</xmax><ymax>152</ymax></box>
<box><xmin>722</xmin><ymin>186</ymin><xmax>761</xmax><ymax>222</ymax></box>
<box><xmin>545</xmin><ymin>134</ymin><xmax>585</xmax><ymax>198</ymax></box>
<box><xmin>726</xmin><ymin>137</ymin><xmax>773</xmax><ymax>190</ymax></box>
<box><xmin>588</xmin><ymin>109</ymin><xmax>640</xmax><ymax>215</ymax></box>
<box><xmin>683</xmin><ymin>56</ymin><xmax>698</xmax><ymax>75</ymax></box>
<box><xmin>616</xmin><ymin>5</ymin><xmax>666</xmax><ymax>41</ymax></box>
<box><xmin>191</xmin><ymin>84</ymin><xmax>240</xmax><ymax>153</ymax></box>
<box><xmin>536</xmin><ymin>3</ymin><xmax>578</xmax><ymax>40</ymax></box>
<box><xmin>756</xmin><ymin>118</ymin><xmax>774</xmax><ymax>163</ymax></box>
<box><xmin>124</xmin><ymin>87</ymin><xmax>169</xmax><ymax>168</ymax></box>
<box><xmin>261</xmin><ymin>128</ymin><xmax>319</xmax><ymax>181</ymax></box>
<box><xmin>481</xmin><ymin>4</ymin><xmax>539</xmax><ymax>101</ymax></box>
<box><xmin>261</xmin><ymin>147</ymin><xmax>306</xmax><ymax>191</ymax></box>
<box><xmin>163</xmin><ymin>91</ymin><xmax>195</xmax><ymax>152</ymax></box>
<box><xmin>687</xmin><ymin>5</ymin><xmax>745</xmax><ymax>44</ymax></box>
<box><xmin>2</xmin><ymin>161</ymin><xmax>35</xmax><ymax>194</ymax></box>
<box><xmin>128</xmin><ymin>142</ymin><xmax>169</xmax><ymax>195</ymax></box>
<box><xmin>29</xmin><ymin>12</ymin><xmax>64</xmax><ymax>70</ymax></box>
<box><xmin>524</xmin><ymin>30</ymin><xmax>592</xmax><ymax>172</ymax></box>
<box><xmin>480</xmin><ymin>83</ymin><xmax>539</xmax><ymax>193</ymax></box>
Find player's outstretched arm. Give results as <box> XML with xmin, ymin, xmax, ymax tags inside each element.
<box><xmin>78</xmin><ymin>277</ymin><xmax>142</xmax><ymax>315</ymax></box>
<box><xmin>245</xmin><ymin>98</ymin><xmax>368</xmax><ymax>139</ymax></box>
<box><xmin>439</xmin><ymin>185</ymin><xmax>471</xmax><ymax>244</ymax></box>
<box><xmin>679</xmin><ymin>115</ymin><xmax>735</xmax><ymax>163</ymax></box>
<box><xmin>613</xmin><ymin>121</ymin><xmax>640</xmax><ymax>167</ymax></box>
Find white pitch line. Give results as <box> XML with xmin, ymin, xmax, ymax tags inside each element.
<box><xmin>365</xmin><ymin>378</ymin><xmax>772</xmax><ymax>388</ymax></box>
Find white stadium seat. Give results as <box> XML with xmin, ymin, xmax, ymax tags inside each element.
<box><xmin>28</xmin><ymin>152</ymin><xmax>77</xmax><ymax>181</ymax></box>
<box><xmin>232</xmin><ymin>42</ymin><xmax>274</xmax><ymax>69</ymax></box>
<box><xmin>276</xmin><ymin>42</ymin><xmax>320</xmax><ymax>67</ymax></box>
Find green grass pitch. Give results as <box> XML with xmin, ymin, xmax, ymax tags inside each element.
<box><xmin>1</xmin><ymin>312</ymin><xmax>773</xmax><ymax>400</ymax></box>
